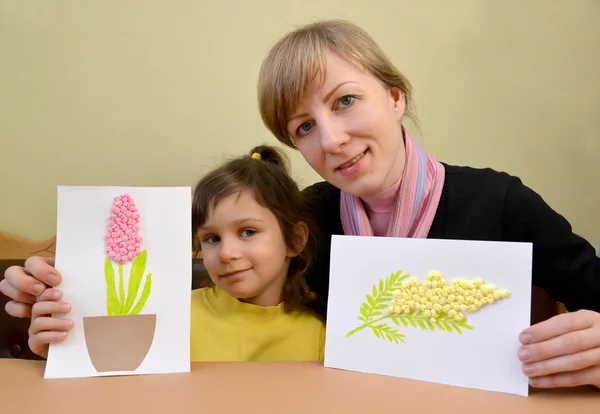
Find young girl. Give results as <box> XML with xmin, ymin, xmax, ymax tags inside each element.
<box><xmin>18</xmin><ymin>145</ymin><xmax>326</xmax><ymax>362</ymax></box>
<box><xmin>189</xmin><ymin>144</ymin><xmax>325</xmax><ymax>361</ymax></box>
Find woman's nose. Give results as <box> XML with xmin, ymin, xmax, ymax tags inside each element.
<box><xmin>319</xmin><ymin>118</ymin><xmax>350</xmax><ymax>153</ymax></box>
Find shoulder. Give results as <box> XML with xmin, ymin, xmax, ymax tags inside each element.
<box><xmin>287</xmin><ymin>308</ymin><xmax>326</xmax><ymax>348</ymax></box>
<box><xmin>441</xmin><ymin>163</ymin><xmax>515</xmax><ymax>197</ymax></box>
<box><xmin>191</xmin><ymin>287</ymin><xmax>218</xmax><ymax>312</ymax></box>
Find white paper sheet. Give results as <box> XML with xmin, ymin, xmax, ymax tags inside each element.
<box><xmin>45</xmin><ymin>186</ymin><xmax>192</xmax><ymax>379</ymax></box>
<box><xmin>324</xmin><ymin>235</ymin><xmax>532</xmax><ymax>396</ymax></box>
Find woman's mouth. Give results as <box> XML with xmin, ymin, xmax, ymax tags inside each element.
<box><xmin>335</xmin><ymin>150</ymin><xmax>367</xmax><ymax>176</ymax></box>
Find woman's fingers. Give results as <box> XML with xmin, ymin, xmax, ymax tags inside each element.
<box><xmin>28</xmin><ymin>300</ymin><xmax>73</xmax><ymax>359</ymax></box>
<box><xmin>23</xmin><ymin>256</ymin><xmax>61</xmax><ymax>287</ymax></box>
<box><xmin>31</xmin><ymin>301</ymin><xmax>71</xmax><ymax>320</ymax></box>
<box><xmin>29</xmin><ymin>316</ymin><xmax>74</xmax><ymax>336</ymax></box>
<box><xmin>0</xmin><ymin>279</ymin><xmax>37</xmax><ymax>305</ymax></box>
<box><xmin>28</xmin><ymin>331</ymin><xmax>68</xmax><ymax>359</ymax></box>
<box><xmin>3</xmin><ymin>266</ymin><xmax>46</xmax><ymax>298</ymax></box>
<box><xmin>522</xmin><ymin>346</ymin><xmax>600</xmax><ymax>377</ymax></box>
<box><xmin>36</xmin><ymin>288</ymin><xmax>63</xmax><ymax>302</ymax></box>
<box><xmin>528</xmin><ymin>365</ymin><xmax>600</xmax><ymax>389</ymax></box>
<box><xmin>4</xmin><ymin>300</ymin><xmax>33</xmax><ymax>318</ymax></box>
<box><xmin>519</xmin><ymin>326</ymin><xmax>600</xmax><ymax>364</ymax></box>
<box><xmin>520</xmin><ymin>310</ymin><xmax>596</xmax><ymax>345</ymax></box>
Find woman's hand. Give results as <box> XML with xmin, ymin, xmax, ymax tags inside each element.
<box><xmin>0</xmin><ymin>256</ymin><xmax>63</xmax><ymax>318</ymax></box>
<box><xmin>29</xmin><ymin>300</ymin><xmax>74</xmax><ymax>358</ymax></box>
<box><xmin>518</xmin><ymin>309</ymin><xmax>600</xmax><ymax>389</ymax></box>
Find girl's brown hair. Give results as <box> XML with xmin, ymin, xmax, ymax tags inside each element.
<box><xmin>258</xmin><ymin>19</ymin><xmax>414</xmax><ymax>148</ymax></box>
<box><xmin>191</xmin><ymin>145</ymin><xmax>319</xmax><ymax>312</ymax></box>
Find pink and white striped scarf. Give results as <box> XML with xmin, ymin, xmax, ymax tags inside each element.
<box><xmin>340</xmin><ymin>128</ymin><xmax>445</xmax><ymax>238</ymax></box>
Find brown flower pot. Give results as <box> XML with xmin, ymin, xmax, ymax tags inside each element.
<box><xmin>83</xmin><ymin>314</ymin><xmax>156</xmax><ymax>372</ymax></box>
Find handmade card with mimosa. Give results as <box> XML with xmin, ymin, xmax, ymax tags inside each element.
<box><xmin>324</xmin><ymin>235</ymin><xmax>532</xmax><ymax>396</ymax></box>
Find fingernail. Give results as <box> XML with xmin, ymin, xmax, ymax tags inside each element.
<box><xmin>522</xmin><ymin>364</ymin><xmax>536</xmax><ymax>375</ymax></box>
<box><xmin>519</xmin><ymin>333</ymin><xmax>532</xmax><ymax>344</ymax></box>
<box><xmin>47</xmin><ymin>274</ymin><xmax>60</xmax><ymax>286</ymax></box>
<box><xmin>49</xmin><ymin>290</ymin><xmax>62</xmax><ymax>300</ymax></box>
<box><xmin>60</xmin><ymin>303</ymin><xmax>71</xmax><ymax>313</ymax></box>
<box><xmin>31</xmin><ymin>284</ymin><xmax>44</xmax><ymax>295</ymax></box>
<box><xmin>518</xmin><ymin>348</ymin><xmax>530</xmax><ymax>362</ymax></box>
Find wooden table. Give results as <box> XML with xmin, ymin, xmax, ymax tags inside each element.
<box><xmin>1</xmin><ymin>360</ymin><xmax>598</xmax><ymax>413</ymax></box>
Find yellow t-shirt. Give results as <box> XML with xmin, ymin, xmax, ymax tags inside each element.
<box><xmin>190</xmin><ymin>286</ymin><xmax>326</xmax><ymax>362</ymax></box>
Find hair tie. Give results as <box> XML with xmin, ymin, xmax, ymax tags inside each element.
<box><xmin>251</xmin><ymin>152</ymin><xmax>262</xmax><ymax>160</ymax></box>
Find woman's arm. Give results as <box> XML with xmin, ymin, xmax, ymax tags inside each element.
<box><xmin>502</xmin><ymin>176</ymin><xmax>600</xmax><ymax>389</ymax></box>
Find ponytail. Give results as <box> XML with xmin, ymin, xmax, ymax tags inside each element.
<box><xmin>248</xmin><ymin>145</ymin><xmax>291</xmax><ymax>175</ymax></box>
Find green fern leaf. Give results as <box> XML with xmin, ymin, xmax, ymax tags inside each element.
<box><xmin>426</xmin><ymin>319</ymin><xmax>435</xmax><ymax>330</ymax></box>
<box><xmin>371</xmin><ymin>323</ymin><xmax>406</xmax><ymax>344</ymax></box>
<box><xmin>366</xmin><ymin>294</ymin><xmax>375</xmax><ymax>306</ymax></box>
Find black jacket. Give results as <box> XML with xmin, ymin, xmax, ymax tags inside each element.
<box><xmin>301</xmin><ymin>163</ymin><xmax>600</xmax><ymax>317</ymax></box>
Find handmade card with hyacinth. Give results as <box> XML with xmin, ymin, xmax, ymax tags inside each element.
<box><xmin>324</xmin><ymin>235</ymin><xmax>532</xmax><ymax>396</ymax></box>
<box><xmin>44</xmin><ymin>186</ymin><xmax>192</xmax><ymax>379</ymax></box>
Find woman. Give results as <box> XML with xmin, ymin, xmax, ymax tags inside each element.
<box><xmin>2</xmin><ymin>19</ymin><xmax>599</xmax><ymax>388</ymax></box>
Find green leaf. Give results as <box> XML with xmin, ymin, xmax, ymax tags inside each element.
<box><xmin>118</xmin><ymin>261</ymin><xmax>124</xmax><ymax>311</ymax></box>
<box><xmin>369</xmin><ymin>323</ymin><xmax>406</xmax><ymax>344</ymax></box>
<box><xmin>129</xmin><ymin>273</ymin><xmax>152</xmax><ymax>315</ymax></box>
<box><xmin>122</xmin><ymin>250</ymin><xmax>148</xmax><ymax>314</ymax></box>
<box><xmin>443</xmin><ymin>321</ymin><xmax>453</xmax><ymax>332</ymax></box>
<box><xmin>417</xmin><ymin>319</ymin><xmax>426</xmax><ymax>330</ymax></box>
<box><xmin>457</xmin><ymin>321</ymin><xmax>474</xmax><ymax>331</ymax></box>
<box><xmin>426</xmin><ymin>319</ymin><xmax>435</xmax><ymax>330</ymax></box>
<box><xmin>366</xmin><ymin>294</ymin><xmax>375</xmax><ymax>306</ymax></box>
<box><xmin>379</xmin><ymin>279</ymin><xmax>384</xmax><ymax>292</ymax></box>
<box><xmin>104</xmin><ymin>257</ymin><xmax>120</xmax><ymax>316</ymax></box>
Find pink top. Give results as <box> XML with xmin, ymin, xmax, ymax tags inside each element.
<box><xmin>360</xmin><ymin>176</ymin><xmax>403</xmax><ymax>236</ymax></box>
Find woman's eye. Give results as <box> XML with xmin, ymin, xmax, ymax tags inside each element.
<box><xmin>337</xmin><ymin>95</ymin><xmax>354</xmax><ymax>109</ymax></box>
<box><xmin>296</xmin><ymin>121</ymin><xmax>313</xmax><ymax>136</ymax></box>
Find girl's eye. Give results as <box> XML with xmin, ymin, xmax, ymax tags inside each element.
<box><xmin>336</xmin><ymin>95</ymin><xmax>354</xmax><ymax>109</ymax></box>
<box><xmin>296</xmin><ymin>121</ymin><xmax>314</xmax><ymax>137</ymax></box>
<box><xmin>241</xmin><ymin>229</ymin><xmax>256</xmax><ymax>237</ymax></box>
<box><xmin>203</xmin><ymin>235</ymin><xmax>220</xmax><ymax>244</ymax></box>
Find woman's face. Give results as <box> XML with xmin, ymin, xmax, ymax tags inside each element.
<box><xmin>287</xmin><ymin>51</ymin><xmax>406</xmax><ymax>197</ymax></box>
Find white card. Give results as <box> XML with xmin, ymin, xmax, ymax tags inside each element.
<box><xmin>324</xmin><ymin>235</ymin><xmax>532</xmax><ymax>396</ymax></box>
<box><xmin>45</xmin><ymin>186</ymin><xmax>192</xmax><ymax>379</ymax></box>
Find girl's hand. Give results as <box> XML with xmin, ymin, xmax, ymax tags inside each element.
<box><xmin>28</xmin><ymin>299</ymin><xmax>74</xmax><ymax>359</ymax></box>
<box><xmin>518</xmin><ymin>309</ymin><xmax>600</xmax><ymax>389</ymax></box>
<box><xmin>1</xmin><ymin>256</ymin><xmax>63</xmax><ymax>318</ymax></box>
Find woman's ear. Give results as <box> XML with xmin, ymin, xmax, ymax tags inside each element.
<box><xmin>287</xmin><ymin>221</ymin><xmax>309</xmax><ymax>258</ymax></box>
<box><xmin>389</xmin><ymin>86</ymin><xmax>406</xmax><ymax>121</ymax></box>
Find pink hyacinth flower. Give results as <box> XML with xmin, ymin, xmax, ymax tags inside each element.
<box><xmin>105</xmin><ymin>193</ymin><xmax>143</xmax><ymax>263</ymax></box>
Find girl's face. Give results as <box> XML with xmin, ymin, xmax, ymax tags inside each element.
<box><xmin>197</xmin><ymin>190</ymin><xmax>300</xmax><ymax>307</ymax></box>
<box><xmin>287</xmin><ymin>51</ymin><xmax>407</xmax><ymax>197</ymax></box>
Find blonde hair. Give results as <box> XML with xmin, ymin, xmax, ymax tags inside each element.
<box><xmin>258</xmin><ymin>19</ymin><xmax>414</xmax><ymax>148</ymax></box>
